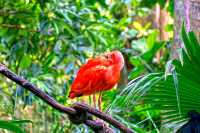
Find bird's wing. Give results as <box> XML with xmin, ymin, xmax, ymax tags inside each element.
<box><xmin>70</xmin><ymin>64</ymin><xmax>110</xmax><ymax>96</ymax></box>
<box><xmin>78</xmin><ymin>56</ymin><xmax>109</xmax><ymax>73</ymax></box>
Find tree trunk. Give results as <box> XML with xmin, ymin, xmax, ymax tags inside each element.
<box><xmin>190</xmin><ymin>0</ymin><xmax>200</xmax><ymax>36</ymax></box>
<box><xmin>155</xmin><ymin>4</ymin><xmax>170</xmax><ymax>62</ymax></box>
<box><xmin>173</xmin><ymin>0</ymin><xmax>200</xmax><ymax>58</ymax></box>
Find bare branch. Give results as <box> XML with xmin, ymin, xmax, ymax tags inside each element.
<box><xmin>0</xmin><ymin>63</ymin><xmax>133</xmax><ymax>133</ymax></box>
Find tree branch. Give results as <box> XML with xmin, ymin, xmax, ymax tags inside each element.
<box><xmin>0</xmin><ymin>63</ymin><xmax>133</xmax><ymax>133</ymax></box>
<box><xmin>0</xmin><ymin>24</ymin><xmax>39</xmax><ymax>32</ymax></box>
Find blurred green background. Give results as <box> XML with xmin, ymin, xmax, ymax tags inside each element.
<box><xmin>0</xmin><ymin>0</ymin><xmax>187</xmax><ymax>132</ymax></box>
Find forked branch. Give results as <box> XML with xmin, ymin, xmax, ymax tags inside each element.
<box><xmin>0</xmin><ymin>63</ymin><xmax>133</xmax><ymax>133</ymax></box>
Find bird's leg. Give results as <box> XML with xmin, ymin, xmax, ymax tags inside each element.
<box><xmin>93</xmin><ymin>93</ymin><xmax>97</xmax><ymax>109</ymax></box>
<box><xmin>96</xmin><ymin>91</ymin><xmax>104</xmax><ymax>124</ymax></box>
<box><xmin>98</xmin><ymin>91</ymin><xmax>102</xmax><ymax>111</ymax></box>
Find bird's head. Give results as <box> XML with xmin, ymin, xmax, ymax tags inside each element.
<box><xmin>104</xmin><ymin>50</ymin><xmax>124</xmax><ymax>70</ymax></box>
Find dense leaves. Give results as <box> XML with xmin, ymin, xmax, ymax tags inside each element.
<box><xmin>0</xmin><ymin>0</ymin><xmax>172</xmax><ymax>132</ymax></box>
<box><xmin>114</xmin><ymin>26</ymin><xmax>200</xmax><ymax>132</ymax></box>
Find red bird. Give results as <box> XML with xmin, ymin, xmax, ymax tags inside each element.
<box><xmin>68</xmin><ymin>51</ymin><xmax>124</xmax><ymax>110</ymax></box>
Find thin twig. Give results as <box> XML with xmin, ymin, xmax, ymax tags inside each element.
<box><xmin>0</xmin><ymin>24</ymin><xmax>39</xmax><ymax>32</ymax></box>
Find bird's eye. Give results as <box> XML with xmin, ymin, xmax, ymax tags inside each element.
<box><xmin>111</xmin><ymin>54</ymin><xmax>114</xmax><ymax>58</ymax></box>
<box><xmin>103</xmin><ymin>54</ymin><xmax>109</xmax><ymax>59</ymax></box>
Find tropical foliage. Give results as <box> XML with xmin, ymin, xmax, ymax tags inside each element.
<box><xmin>110</xmin><ymin>26</ymin><xmax>200</xmax><ymax>132</ymax></box>
<box><xmin>0</xmin><ymin>0</ymin><xmax>195</xmax><ymax>133</ymax></box>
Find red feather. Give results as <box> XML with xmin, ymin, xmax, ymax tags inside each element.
<box><xmin>68</xmin><ymin>51</ymin><xmax>124</xmax><ymax>99</ymax></box>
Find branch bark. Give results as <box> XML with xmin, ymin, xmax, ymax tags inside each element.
<box><xmin>0</xmin><ymin>63</ymin><xmax>133</xmax><ymax>133</ymax></box>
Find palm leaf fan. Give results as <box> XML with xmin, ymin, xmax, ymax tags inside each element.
<box><xmin>110</xmin><ymin>25</ymin><xmax>200</xmax><ymax>130</ymax></box>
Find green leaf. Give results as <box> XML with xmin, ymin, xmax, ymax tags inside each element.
<box><xmin>10</xmin><ymin>120</ymin><xmax>33</xmax><ymax>124</ymax></box>
<box><xmin>146</xmin><ymin>30</ymin><xmax>158</xmax><ymax>49</ymax></box>
<box><xmin>19</xmin><ymin>54</ymin><xmax>31</xmax><ymax>69</ymax></box>
<box><xmin>0</xmin><ymin>43</ymin><xmax>8</xmax><ymax>52</ymax></box>
<box><xmin>0</xmin><ymin>120</ymin><xmax>26</xmax><ymax>133</ymax></box>
<box><xmin>43</xmin><ymin>52</ymin><xmax>55</xmax><ymax>68</ymax></box>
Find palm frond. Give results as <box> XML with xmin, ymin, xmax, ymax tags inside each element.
<box><xmin>109</xmin><ymin>25</ymin><xmax>200</xmax><ymax>129</ymax></box>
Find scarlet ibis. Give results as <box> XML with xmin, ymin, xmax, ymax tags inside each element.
<box><xmin>68</xmin><ymin>51</ymin><xmax>124</xmax><ymax>111</ymax></box>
